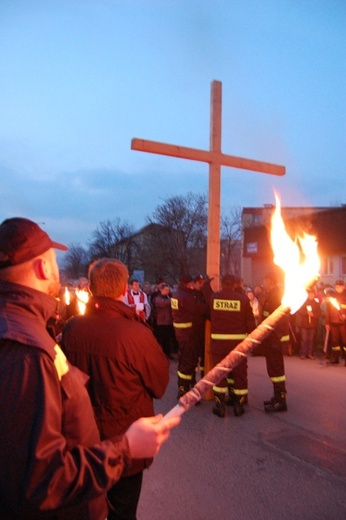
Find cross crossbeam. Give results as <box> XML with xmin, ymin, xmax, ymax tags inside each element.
<box><xmin>131</xmin><ymin>80</ymin><xmax>285</xmax><ymax>289</ymax></box>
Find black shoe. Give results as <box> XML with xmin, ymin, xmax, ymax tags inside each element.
<box><xmin>225</xmin><ymin>395</ymin><xmax>234</xmax><ymax>407</ymax></box>
<box><xmin>234</xmin><ymin>395</ymin><xmax>246</xmax><ymax>417</ymax></box>
<box><xmin>177</xmin><ymin>385</ymin><xmax>188</xmax><ymax>399</ymax></box>
<box><xmin>212</xmin><ymin>403</ymin><xmax>225</xmax><ymax>418</ymax></box>
<box><xmin>263</xmin><ymin>396</ymin><xmax>275</xmax><ymax>406</ymax></box>
<box><xmin>326</xmin><ymin>359</ymin><xmax>339</xmax><ymax>365</ymax></box>
<box><xmin>212</xmin><ymin>395</ymin><xmax>226</xmax><ymax>418</ymax></box>
<box><xmin>264</xmin><ymin>398</ymin><xmax>287</xmax><ymax>413</ymax></box>
<box><xmin>234</xmin><ymin>403</ymin><xmax>245</xmax><ymax>417</ymax></box>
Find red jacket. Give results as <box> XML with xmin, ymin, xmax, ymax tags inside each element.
<box><xmin>0</xmin><ymin>281</ymin><xmax>130</xmax><ymax>520</ymax></box>
<box><xmin>62</xmin><ymin>296</ymin><xmax>169</xmax><ymax>475</ymax></box>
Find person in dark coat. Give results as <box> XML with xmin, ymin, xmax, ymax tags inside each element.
<box><xmin>171</xmin><ymin>274</ymin><xmax>208</xmax><ymax>398</ymax></box>
<box><xmin>152</xmin><ymin>282</ymin><xmax>176</xmax><ymax>358</ymax></box>
<box><xmin>296</xmin><ymin>288</ymin><xmax>321</xmax><ymax>359</ymax></box>
<box><xmin>0</xmin><ymin>218</ymin><xmax>179</xmax><ymax>520</ymax></box>
<box><xmin>261</xmin><ymin>272</ymin><xmax>290</xmax><ymax>413</ymax></box>
<box><xmin>62</xmin><ymin>258</ymin><xmax>170</xmax><ymax>520</ymax></box>
<box><xmin>210</xmin><ymin>274</ymin><xmax>255</xmax><ymax>417</ymax></box>
<box><xmin>325</xmin><ymin>279</ymin><xmax>346</xmax><ymax>365</ymax></box>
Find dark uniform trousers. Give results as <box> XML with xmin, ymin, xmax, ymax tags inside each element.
<box><xmin>329</xmin><ymin>322</ymin><xmax>346</xmax><ymax>361</ymax></box>
<box><xmin>211</xmin><ymin>339</ymin><xmax>248</xmax><ymax>397</ymax></box>
<box><xmin>175</xmin><ymin>325</ymin><xmax>199</xmax><ymax>385</ymax></box>
<box><xmin>261</xmin><ymin>332</ymin><xmax>287</xmax><ymax>393</ymax></box>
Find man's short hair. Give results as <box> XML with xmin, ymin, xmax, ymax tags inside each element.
<box><xmin>221</xmin><ymin>274</ymin><xmax>236</xmax><ymax>289</ymax></box>
<box><xmin>88</xmin><ymin>258</ymin><xmax>129</xmax><ymax>299</ymax></box>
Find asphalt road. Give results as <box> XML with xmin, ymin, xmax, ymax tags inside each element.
<box><xmin>137</xmin><ymin>354</ymin><xmax>346</xmax><ymax>520</ymax></box>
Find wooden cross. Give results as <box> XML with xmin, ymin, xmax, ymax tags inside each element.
<box><xmin>131</xmin><ymin>80</ymin><xmax>285</xmax><ymax>291</ymax></box>
<box><xmin>131</xmin><ymin>80</ymin><xmax>285</xmax><ymax>391</ymax></box>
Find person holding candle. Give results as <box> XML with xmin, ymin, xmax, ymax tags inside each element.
<box><xmin>0</xmin><ymin>218</ymin><xmax>180</xmax><ymax>520</ymax></box>
<box><xmin>325</xmin><ymin>279</ymin><xmax>346</xmax><ymax>365</ymax></box>
<box><xmin>295</xmin><ymin>287</ymin><xmax>321</xmax><ymax>359</ymax></box>
<box><xmin>123</xmin><ymin>278</ymin><xmax>151</xmax><ymax>322</ymax></box>
<box><xmin>260</xmin><ymin>272</ymin><xmax>290</xmax><ymax>413</ymax></box>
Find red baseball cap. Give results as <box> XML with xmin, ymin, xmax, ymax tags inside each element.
<box><xmin>0</xmin><ymin>217</ymin><xmax>68</xmax><ymax>268</ymax></box>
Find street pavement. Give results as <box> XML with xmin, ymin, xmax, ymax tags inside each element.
<box><xmin>137</xmin><ymin>354</ymin><xmax>346</xmax><ymax>520</ymax></box>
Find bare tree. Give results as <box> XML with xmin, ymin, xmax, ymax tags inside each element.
<box><xmin>220</xmin><ymin>206</ymin><xmax>242</xmax><ymax>276</ymax></box>
<box><xmin>145</xmin><ymin>193</ymin><xmax>208</xmax><ymax>281</ymax></box>
<box><xmin>62</xmin><ymin>243</ymin><xmax>90</xmax><ymax>279</ymax></box>
<box><xmin>88</xmin><ymin>219</ymin><xmax>136</xmax><ymax>270</ymax></box>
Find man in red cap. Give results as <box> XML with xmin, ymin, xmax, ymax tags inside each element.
<box><xmin>0</xmin><ymin>217</ymin><xmax>180</xmax><ymax>520</ymax></box>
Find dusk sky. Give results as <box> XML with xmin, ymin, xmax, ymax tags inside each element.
<box><xmin>1</xmin><ymin>0</ymin><xmax>345</xmax><ymax>249</ymax></box>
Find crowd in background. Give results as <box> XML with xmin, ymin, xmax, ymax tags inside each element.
<box><xmin>52</xmin><ymin>275</ymin><xmax>346</xmax><ymax>366</ymax></box>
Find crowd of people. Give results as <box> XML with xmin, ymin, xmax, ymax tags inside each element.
<box><xmin>1</xmin><ymin>216</ymin><xmax>345</xmax><ymax>520</ymax></box>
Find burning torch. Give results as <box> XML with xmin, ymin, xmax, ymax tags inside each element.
<box><xmin>162</xmin><ymin>193</ymin><xmax>320</xmax><ymax>421</ymax></box>
<box><xmin>75</xmin><ymin>289</ymin><xmax>90</xmax><ymax>315</ymax></box>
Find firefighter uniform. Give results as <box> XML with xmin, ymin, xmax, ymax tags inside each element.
<box><xmin>171</xmin><ymin>274</ymin><xmax>208</xmax><ymax>398</ymax></box>
<box><xmin>325</xmin><ymin>280</ymin><xmax>346</xmax><ymax>365</ymax></box>
<box><xmin>210</xmin><ymin>274</ymin><xmax>255</xmax><ymax>417</ymax></box>
<box><xmin>261</xmin><ymin>273</ymin><xmax>290</xmax><ymax>413</ymax></box>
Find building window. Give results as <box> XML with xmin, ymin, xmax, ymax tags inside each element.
<box><xmin>341</xmin><ymin>257</ymin><xmax>346</xmax><ymax>275</ymax></box>
<box><xmin>246</xmin><ymin>242</ymin><xmax>258</xmax><ymax>254</ymax></box>
<box><xmin>322</xmin><ymin>257</ymin><xmax>334</xmax><ymax>275</ymax></box>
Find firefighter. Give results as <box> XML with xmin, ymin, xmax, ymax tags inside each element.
<box><xmin>325</xmin><ymin>279</ymin><xmax>346</xmax><ymax>365</ymax></box>
<box><xmin>210</xmin><ymin>274</ymin><xmax>255</xmax><ymax>418</ymax></box>
<box><xmin>261</xmin><ymin>272</ymin><xmax>290</xmax><ymax>413</ymax></box>
<box><xmin>171</xmin><ymin>274</ymin><xmax>208</xmax><ymax>398</ymax></box>
<box><xmin>192</xmin><ymin>274</ymin><xmax>212</xmax><ymax>381</ymax></box>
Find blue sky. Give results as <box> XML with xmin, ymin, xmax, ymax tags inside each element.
<box><xmin>1</xmin><ymin>0</ymin><xmax>345</xmax><ymax>248</ymax></box>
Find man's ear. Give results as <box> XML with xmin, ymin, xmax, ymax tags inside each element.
<box><xmin>34</xmin><ymin>258</ymin><xmax>49</xmax><ymax>280</ymax></box>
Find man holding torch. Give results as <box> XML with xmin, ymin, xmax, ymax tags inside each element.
<box><xmin>0</xmin><ymin>218</ymin><xmax>180</xmax><ymax>520</ymax></box>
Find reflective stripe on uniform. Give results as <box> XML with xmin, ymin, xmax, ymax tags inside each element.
<box><xmin>270</xmin><ymin>375</ymin><xmax>286</xmax><ymax>383</ymax></box>
<box><xmin>212</xmin><ymin>385</ymin><xmax>228</xmax><ymax>394</ymax></box>
<box><xmin>171</xmin><ymin>298</ymin><xmax>179</xmax><ymax>310</ymax></box>
<box><xmin>233</xmin><ymin>388</ymin><xmax>248</xmax><ymax>396</ymax></box>
<box><xmin>227</xmin><ymin>377</ymin><xmax>235</xmax><ymax>385</ymax></box>
<box><xmin>177</xmin><ymin>371</ymin><xmax>193</xmax><ymax>380</ymax></box>
<box><xmin>173</xmin><ymin>322</ymin><xmax>193</xmax><ymax>329</ymax></box>
<box><xmin>54</xmin><ymin>344</ymin><xmax>69</xmax><ymax>380</ymax></box>
<box><xmin>211</xmin><ymin>333</ymin><xmax>247</xmax><ymax>340</ymax></box>
<box><xmin>280</xmin><ymin>334</ymin><xmax>290</xmax><ymax>342</ymax></box>
<box><xmin>332</xmin><ymin>346</ymin><xmax>341</xmax><ymax>351</ymax></box>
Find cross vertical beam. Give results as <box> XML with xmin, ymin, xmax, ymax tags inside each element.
<box><xmin>208</xmin><ymin>80</ymin><xmax>222</xmax><ymax>291</ymax></box>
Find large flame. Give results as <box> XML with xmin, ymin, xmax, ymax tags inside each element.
<box><xmin>64</xmin><ymin>286</ymin><xmax>71</xmax><ymax>306</ymax></box>
<box><xmin>270</xmin><ymin>194</ymin><xmax>320</xmax><ymax>313</ymax></box>
<box><xmin>75</xmin><ymin>289</ymin><xmax>89</xmax><ymax>315</ymax></box>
